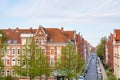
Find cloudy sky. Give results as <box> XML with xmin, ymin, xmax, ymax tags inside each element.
<box><xmin>0</xmin><ymin>0</ymin><xmax>120</xmax><ymax>47</ymax></box>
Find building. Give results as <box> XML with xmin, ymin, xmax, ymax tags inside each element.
<box><xmin>105</xmin><ymin>29</ymin><xmax>120</xmax><ymax>79</ymax></box>
<box><xmin>105</xmin><ymin>33</ymin><xmax>114</xmax><ymax>71</ymax></box>
<box><xmin>75</xmin><ymin>33</ymin><xmax>92</xmax><ymax>61</ymax></box>
<box><xmin>113</xmin><ymin>29</ymin><xmax>120</xmax><ymax>79</ymax></box>
<box><xmin>0</xmin><ymin>26</ymin><xmax>75</xmax><ymax>77</ymax></box>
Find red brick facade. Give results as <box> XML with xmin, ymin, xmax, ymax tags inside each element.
<box><xmin>105</xmin><ymin>33</ymin><xmax>114</xmax><ymax>71</ymax></box>
<box><xmin>0</xmin><ymin>26</ymin><xmax>93</xmax><ymax>78</ymax></box>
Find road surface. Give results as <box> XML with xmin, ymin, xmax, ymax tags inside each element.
<box><xmin>84</xmin><ymin>54</ymin><xmax>98</xmax><ymax>80</ymax></box>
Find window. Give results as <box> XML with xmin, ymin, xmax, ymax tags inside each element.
<box><xmin>22</xmin><ymin>38</ymin><xmax>26</xmax><ymax>45</ymax></box>
<box><xmin>17</xmin><ymin>59</ymin><xmax>20</xmax><ymax>66</ymax></box>
<box><xmin>23</xmin><ymin>60</ymin><xmax>26</xmax><ymax>65</ymax></box>
<box><xmin>17</xmin><ymin>49</ymin><xmax>20</xmax><ymax>55</ymax></box>
<box><xmin>12</xmin><ymin>49</ymin><xmax>15</xmax><ymax>55</ymax></box>
<box><xmin>50</xmin><ymin>54</ymin><xmax>54</xmax><ymax>66</ymax></box>
<box><xmin>6</xmin><ymin>70</ymin><xmax>10</xmax><ymax>76</ymax></box>
<box><xmin>1</xmin><ymin>71</ymin><xmax>4</xmax><ymax>76</ymax></box>
<box><xmin>12</xmin><ymin>59</ymin><xmax>16</xmax><ymax>65</ymax></box>
<box><xmin>22</xmin><ymin>49</ymin><xmax>26</xmax><ymax>55</ymax></box>
<box><xmin>36</xmin><ymin>39</ymin><xmax>39</xmax><ymax>44</ymax></box>
<box><xmin>7</xmin><ymin>49</ymin><xmax>10</xmax><ymax>55</ymax></box>
<box><xmin>50</xmin><ymin>39</ymin><xmax>53</xmax><ymax>42</ymax></box>
<box><xmin>41</xmin><ymin>39</ymin><xmax>45</xmax><ymax>44</ymax></box>
<box><xmin>2</xmin><ymin>49</ymin><xmax>5</xmax><ymax>55</ymax></box>
<box><xmin>42</xmin><ymin>49</ymin><xmax>45</xmax><ymax>53</ymax></box>
<box><xmin>57</xmin><ymin>47</ymin><xmax>61</xmax><ymax>60</ymax></box>
<box><xmin>7</xmin><ymin>40</ymin><xmax>11</xmax><ymax>44</ymax></box>
<box><xmin>14</xmin><ymin>40</ymin><xmax>18</xmax><ymax>44</ymax></box>
<box><xmin>50</xmin><ymin>49</ymin><xmax>54</xmax><ymax>54</ymax></box>
<box><xmin>12</xmin><ymin>71</ymin><xmax>15</xmax><ymax>76</ymax></box>
<box><xmin>6</xmin><ymin>59</ymin><xmax>10</xmax><ymax>65</ymax></box>
<box><xmin>28</xmin><ymin>49</ymin><xmax>31</xmax><ymax>54</ymax></box>
<box><xmin>28</xmin><ymin>38</ymin><xmax>32</xmax><ymax>44</ymax></box>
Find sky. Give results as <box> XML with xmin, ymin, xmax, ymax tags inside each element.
<box><xmin>0</xmin><ymin>0</ymin><xmax>120</xmax><ymax>47</ymax></box>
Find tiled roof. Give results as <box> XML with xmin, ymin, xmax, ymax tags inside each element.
<box><xmin>115</xmin><ymin>29</ymin><xmax>120</xmax><ymax>41</ymax></box>
<box><xmin>0</xmin><ymin>27</ymin><xmax>75</xmax><ymax>44</ymax></box>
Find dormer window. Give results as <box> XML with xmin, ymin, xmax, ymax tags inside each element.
<box><xmin>50</xmin><ymin>39</ymin><xmax>53</xmax><ymax>42</ymax></box>
<box><xmin>14</xmin><ymin>40</ymin><xmax>18</xmax><ymax>44</ymax></box>
<box><xmin>7</xmin><ymin>40</ymin><xmax>11</xmax><ymax>44</ymax></box>
<box><xmin>36</xmin><ymin>39</ymin><xmax>39</xmax><ymax>44</ymax></box>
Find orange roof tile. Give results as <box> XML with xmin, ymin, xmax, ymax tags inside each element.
<box><xmin>0</xmin><ymin>27</ymin><xmax>75</xmax><ymax>44</ymax></box>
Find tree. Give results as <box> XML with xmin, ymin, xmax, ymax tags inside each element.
<box><xmin>14</xmin><ymin>38</ymin><xmax>50</xmax><ymax>80</ymax></box>
<box><xmin>0</xmin><ymin>30</ymin><xmax>8</xmax><ymax>79</ymax></box>
<box><xmin>96</xmin><ymin>37</ymin><xmax>106</xmax><ymax>61</ymax></box>
<box><xmin>56</xmin><ymin>42</ymin><xmax>85</xmax><ymax>80</ymax></box>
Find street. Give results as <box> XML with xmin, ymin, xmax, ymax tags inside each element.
<box><xmin>84</xmin><ymin>53</ymin><xmax>98</xmax><ymax>80</ymax></box>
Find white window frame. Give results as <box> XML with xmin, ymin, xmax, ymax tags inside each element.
<box><xmin>57</xmin><ymin>47</ymin><xmax>61</xmax><ymax>60</ymax></box>
<box><xmin>6</xmin><ymin>70</ymin><xmax>10</xmax><ymax>76</ymax></box>
<box><xmin>17</xmin><ymin>59</ymin><xmax>20</xmax><ymax>66</ymax></box>
<box><xmin>36</xmin><ymin>38</ymin><xmax>39</xmax><ymax>44</ymax></box>
<box><xmin>50</xmin><ymin>54</ymin><xmax>54</xmax><ymax>66</ymax></box>
<box><xmin>7</xmin><ymin>48</ymin><xmax>10</xmax><ymax>55</ymax></box>
<box><xmin>6</xmin><ymin>58</ymin><xmax>10</xmax><ymax>66</ymax></box>
<box><xmin>12</xmin><ymin>48</ymin><xmax>16</xmax><ymax>55</ymax></box>
<box><xmin>22</xmin><ymin>38</ymin><xmax>26</xmax><ymax>45</ymax></box>
<box><xmin>12</xmin><ymin>59</ymin><xmax>16</xmax><ymax>66</ymax></box>
<box><xmin>41</xmin><ymin>38</ymin><xmax>45</xmax><ymax>45</ymax></box>
<box><xmin>17</xmin><ymin>48</ymin><xmax>20</xmax><ymax>55</ymax></box>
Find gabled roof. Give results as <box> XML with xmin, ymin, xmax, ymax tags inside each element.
<box><xmin>0</xmin><ymin>27</ymin><xmax>75</xmax><ymax>44</ymax></box>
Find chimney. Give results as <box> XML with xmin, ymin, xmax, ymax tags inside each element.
<box><xmin>30</xmin><ymin>27</ymin><xmax>32</xmax><ymax>33</ymax></box>
<box><xmin>8</xmin><ymin>28</ymin><xmax>11</xmax><ymax>30</ymax></box>
<box><xmin>16</xmin><ymin>27</ymin><xmax>19</xmax><ymax>32</ymax></box>
<box><xmin>16</xmin><ymin>27</ymin><xmax>19</xmax><ymax>30</ymax></box>
<box><xmin>61</xmin><ymin>27</ymin><xmax>64</xmax><ymax>31</ymax></box>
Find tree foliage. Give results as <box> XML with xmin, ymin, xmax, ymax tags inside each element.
<box><xmin>0</xmin><ymin>30</ymin><xmax>8</xmax><ymax>79</ymax></box>
<box><xmin>56</xmin><ymin>42</ymin><xmax>85</xmax><ymax>80</ymax></box>
<box><xmin>14</xmin><ymin>38</ymin><xmax>50</xmax><ymax>80</ymax></box>
<box><xmin>96</xmin><ymin>37</ymin><xmax>106</xmax><ymax>60</ymax></box>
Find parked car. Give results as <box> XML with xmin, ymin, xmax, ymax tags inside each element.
<box><xmin>78</xmin><ymin>76</ymin><xmax>84</xmax><ymax>80</ymax></box>
<box><xmin>97</xmin><ymin>67</ymin><xmax>101</xmax><ymax>74</ymax></box>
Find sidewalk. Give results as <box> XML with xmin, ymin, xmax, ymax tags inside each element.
<box><xmin>98</xmin><ymin>58</ymin><xmax>108</xmax><ymax>80</ymax></box>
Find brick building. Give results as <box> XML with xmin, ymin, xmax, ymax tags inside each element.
<box><xmin>113</xmin><ymin>29</ymin><xmax>120</xmax><ymax>79</ymax></box>
<box><xmin>0</xmin><ymin>26</ymin><xmax>93</xmax><ymax>79</ymax></box>
<box><xmin>105</xmin><ymin>33</ymin><xmax>114</xmax><ymax>71</ymax></box>
<box><xmin>105</xmin><ymin>29</ymin><xmax>120</xmax><ymax>79</ymax></box>
<box><xmin>0</xmin><ymin>26</ymin><xmax>75</xmax><ymax>77</ymax></box>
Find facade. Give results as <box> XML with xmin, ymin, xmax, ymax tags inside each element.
<box><xmin>113</xmin><ymin>29</ymin><xmax>120</xmax><ymax>79</ymax></box>
<box><xmin>105</xmin><ymin>33</ymin><xmax>114</xmax><ymax>71</ymax></box>
<box><xmin>75</xmin><ymin>33</ymin><xmax>92</xmax><ymax>61</ymax></box>
<box><xmin>0</xmin><ymin>26</ymin><xmax>75</xmax><ymax>77</ymax></box>
<box><xmin>105</xmin><ymin>29</ymin><xmax>120</xmax><ymax>79</ymax></box>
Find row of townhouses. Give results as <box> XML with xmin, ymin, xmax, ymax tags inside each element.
<box><xmin>0</xmin><ymin>26</ymin><xmax>93</xmax><ymax>78</ymax></box>
<box><xmin>105</xmin><ymin>29</ymin><xmax>120</xmax><ymax>79</ymax></box>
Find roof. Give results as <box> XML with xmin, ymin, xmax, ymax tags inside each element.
<box><xmin>115</xmin><ymin>29</ymin><xmax>120</xmax><ymax>41</ymax></box>
<box><xmin>0</xmin><ymin>27</ymin><xmax>75</xmax><ymax>44</ymax></box>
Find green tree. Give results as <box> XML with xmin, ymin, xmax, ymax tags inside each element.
<box><xmin>96</xmin><ymin>37</ymin><xmax>106</xmax><ymax>61</ymax></box>
<box><xmin>56</xmin><ymin>43</ymin><xmax>85</xmax><ymax>80</ymax></box>
<box><xmin>0</xmin><ymin>30</ymin><xmax>8</xmax><ymax>80</ymax></box>
<box><xmin>14</xmin><ymin>38</ymin><xmax>50</xmax><ymax>80</ymax></box>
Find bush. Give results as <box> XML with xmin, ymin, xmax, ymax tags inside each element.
<box><xmin>108</xmin><ymin>74</ymin><xmax>117</xmax><ymax>80</ymax></box>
